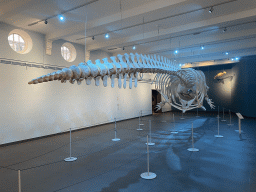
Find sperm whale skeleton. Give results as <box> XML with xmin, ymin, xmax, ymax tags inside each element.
<box><xmin>28</xmin><ymin>53</ymin><xmax>215</xmax><ymax>112</ymax></box>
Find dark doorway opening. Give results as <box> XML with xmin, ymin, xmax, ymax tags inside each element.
<box><xmin>152</xmin><ymin>90</ymin><xmax>162</xmax><ymax>113</ymax></box>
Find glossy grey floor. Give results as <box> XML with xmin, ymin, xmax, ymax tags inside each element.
<box><xmin>0</xmin><ymin>112</ymin><xmax>255</xmax><ymax>192</ymax></box>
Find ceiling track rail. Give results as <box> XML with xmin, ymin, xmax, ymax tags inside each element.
<box><xmin>118</xmin><ymin>20</ymin><xmax>256</xmax><ymax>52</ymax></box>
<box><xmin>76</xmin><ymin>0</ymin><xmax>238</xmax><ymax>41</ymax></box>
<box><xmin>28</xmin><ymin>0</ymin><xmax>100</xmax><ymax>26</ymax></box>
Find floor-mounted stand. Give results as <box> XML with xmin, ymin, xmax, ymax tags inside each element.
<box><xmin>227</xmin><ymin>109</ymin><xmax>234</xmax><ymax>126</ymax></box>
<box><xmin>146</xmin><ymin>120</ymin><xmax>155</xmax><ymax>146</ymax></box>
<box><xmin>161</xmin><ymin>111</ymin><xmax>167</xmax><ymax>122</ymax></box>
<box><xmin>112</xmin><ymin>118</ymin><xmax>120</xmax><ymax>141</ymax></box>
<box><xmin>137</xmin><ymin>116</ymin><xmax>143</xmax><ymax>131</ymax></box>
<box><xmin>64</xmin><ymin>128</ymin><xmax>77</xmax><ymax>162</ymax></box>
<box><xmin>215</xmin><ymin>115</ymin><xmax>223</xmax><ymax>138</ymax></box>
<box><xmin>221</xmin><ymin>107</ymin><xmax>226</xmax><ymax>122</ymax></box>
<box><xmin>235</xmin><ymin>113</ymin><xmax>244</xmax><ymax>134</ymax></box>
<box><xmin>217</xmin><ymin>106</ymin><xmax>220</xmax><ymax>118</ymax></box>
<box><xmin>171</xmin><ymin>114</ymin><xmax>178</xmax><ymax>134</ymax></box>
<box><xmin>141</xmin><ymin>135</ymin><xmax>157</xmax><ymax>179</ymax></box>
<box><xmin>196</xmin><ymin>108</ymin><xmax>200</xmax><ymax>118</ymax></box>
<box><xmin>180</xmin><ymin>112</ymin><xmax>185</xmax><ymax>120</ymax></box>
<box><xmin>18</xmin><ymin>170</ymin><xmax>21</xmax><ymax>192</ymax></box>
<box><xmin>187</xmin><ymin>123</ymin><xmax>199</xmax><ymax>152</ymax></box>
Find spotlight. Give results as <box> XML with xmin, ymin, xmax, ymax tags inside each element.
<box><xmin>105</xmin><ymin>33</ymin><xmax>109</xmax><ymax>39</ymax></box>
<box><xmin>44</xmin><ymin>19</ymin><xmax>48</xmax><ymax>24</ymax></box>
<box><xmin>209</xmin><ymin>7</ymin><xmax>213</xmax><ymax>13</ymax></box>
<box><xmin>123</xmin><ymin>47</ymin><xmax>125</xmax><ymax>50</ymax></box>
<box><xmin>225</xmin><ymin>52</ymin><xmax>228</xmax><ymax>55</ymax></box>
<box><xmin>235</xmin><ymin>57</ymin><xmax>239</xmax><ymax>60</ymax></box>
<box><xmin>59</xmin><ymin>15</ymin><xmax>64</xmax><ymax>21</ymax></box>
<box><xmin>201</xmin><ymin>46</ymin><xmax>204</xmax><ymax>50</ymax></box>
<box><xmin>92</xmin><ymin>36</ymin><xmax>95</xmax><ymax>40</ymax></box>
<box><xmin>223</xmin><ymin>28</ymin><xmax>227</xmax><ymax>32</ymax></box>
<box><xmin>132</xmin><ymin>45</ymin><xmax>136</xmax><ymax>50</ymax></box>
<box><xmin>174</xmin><ymin>50</ymin><xmax>178</xmax><ymax>54</ymax></box>
<box><xmin>231</xmin><ymin>58</ymin><xmax>234</xmax><ymax>61</ymax></box>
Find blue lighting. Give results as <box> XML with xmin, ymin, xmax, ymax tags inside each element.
<box><xmin>174</xmin><ymin>50</ymin><xmax>178</xmax><ymax>54</ymax></box>
<box><xmin>132</xmin><ymin>45</ymin><xmax>136</xmax><ymax>50</ymax></box>
<box><xmin>59</xmin><ymin>15</ymin><xmax>64</xmax><ymax>21</ymax></box>
<box><xmin>201</xmin><ymin>46</ymin><xmax>204</xmax><ymax>50</ymax></box>
<box><xmin>225</xmin><ymin>52</ymin><xmax>229</xmax><ymax>55</ymax></box>
<box><xmin>231</xmin><ymin>58</ymin><xmax>234</xmax><ymax>61</ymax></box>
<box><xmin>105</xmin><ymin>33</ymin><xmax>109</xmax><ymax>39</ymax></box>
<box><xmin>235</xmin><ymin>57</ymin><xmax>239</xmax><ymax>60</ymax></box>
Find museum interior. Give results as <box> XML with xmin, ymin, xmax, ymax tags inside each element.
<box><xmin>0</xmin><ymin>0</ymin><xmax>256</xmax><ymax>191</ymax></box>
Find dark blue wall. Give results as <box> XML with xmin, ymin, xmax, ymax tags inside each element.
<box><xmin>231</xmin><ymin>56</ymin><xmax>256</xmax><ymax>117</ymax></box>
<box><xmin>171</xmin><ymin>55</ymin><xmax>256</xmax><ymax>118</ymax></box>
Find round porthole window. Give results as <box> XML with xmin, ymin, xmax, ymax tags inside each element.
<box><xmin>8</xmin><ymin>29</ymin><xmax>32</xmax><ymax>54</ymax></box>
<box><xmin>61</xmin><ymin>42</ymin><xmax>76</xmax><ymax>62</ymax></box>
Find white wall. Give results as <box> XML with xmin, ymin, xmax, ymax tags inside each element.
<box><xmin>0</xmin><ymin>22</ymin><xmax>153</xmax><ymax>145</ymax></box>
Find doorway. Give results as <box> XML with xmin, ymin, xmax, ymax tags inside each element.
<box><xmin>152</xmin><ymin>90</ymin><xmax>162</xmax><ymax>113</ymax></box>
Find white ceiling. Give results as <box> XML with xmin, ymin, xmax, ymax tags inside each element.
<box><xmin>1</xmin><ymin>0</ymin><xmax>256</xmax><ymax>65</ymax></box>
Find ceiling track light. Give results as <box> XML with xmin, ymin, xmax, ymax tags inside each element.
<box><xmin>209</xmin><ymin>7</ymin><xmax>213</xmax><ymax>13</ymax></box>
<box><xmin>44</xmin><ymin>19</ymin><xmax>48</xmax><ymax>24</ymax></box>
<box><xmin>105</xmin><ymin>33</ymin><xmax>109</xmax><ymax>39</ymax></box>
<box><xmin>223</xmin><ymin>27</ymin><xmax>227</xmax><ymax>32</ymax></box>
<box><xmin>59</xmin><ymin>15</ymin><xmax>64</xmax><ymax>21</ymax></box>
<box><xmin>201</xmin><ymin>45</ymin><xmax>205</xmax><ymax>50</ymax></box>
<box><xmin>123</xmin><ymin>47</ymin><xmax>125</xmax><ymax>50</ymax></box>
<box><xmin>92</xmin><ymin>36</ymin><xmax>95</xmax><ymax>40</ymax></box>
<box><xmin>132</xmin><ymin>45</ymin><xmax>136</xmax><ymax>50</ymax></box>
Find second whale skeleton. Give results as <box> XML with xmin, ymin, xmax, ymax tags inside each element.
<box><xmin>28</xmin><ymin>53</ymin><xmax>215</xmax><ymax>112</ymax></box>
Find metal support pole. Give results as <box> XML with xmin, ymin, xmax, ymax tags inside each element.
<box><xmin>141</xmin><ymin>135</ymin><xmax>156</xmax><ymax>179</ymax></box>
<box><xmin>239</xmin><ymin>118</ymin><xmax>241</xmax><ymax>134</ymax></box>
<box><xmin>196</xmin><ymin>108</ymin><xmax>200</xmax><ymax>117</ymax></box>
<box><xmin>221</xmin><ymin>107</ymin><xmax>226</xmax><ymax>121</ymax></box>
<box><xmin>187</xmin><ymin>123</ymin><xmax>199</xmax><ymax>151</ymax></box>
<box><xmin>112</xmin><ymin>118</ymin><xmax>120</xmax><ymax>141</ymax></box>
<box><xmin>147</xmin><ymin>135</ymin><xmax>149</xmax><ymax>176</ymax></box>
<box><xmin>215</xmin><ymin>116</ymin><xmax>223</xmax><ymax>138</ymax></box>
<box><xmin>180</xmin><ymin>111</ymin><xmax>185</xmax><ymax>119</ymax></box>
<box><xmin>192</xmin><ymin>123</ymin><xmax>194</xmax><ymax>149</ymax></box>
<box><xmin>171</xmin><ymin>114</ymin><xmax>178</xmax><ymax>134</ymax></box>
<box><xmin>228</xmin><ymin>109</ymin><xmax>233</xmax><ymax>126</ymax></box>
<box><xmin>18</xmin><ymin>170</ymin><xmax>21</xmax><ymax>192</ymax></box>
<box><xmin>64</xmin><ymin>128</ymin><xmax>77</xmax><ymax>162</ymax></box>
<box><xmin>146</xmin><ymin>120</ymin><xmax>155</xmax><ymax>145</ymax></box>
<box><xmin>69</xmin><ymin>128</ymin><xmax>72</xmax><ymax>157</ymax></box>
<box><xmin>137</xmin><ymin>116</ymin><xmax>143</xmax><ymax>130</ymax></box>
